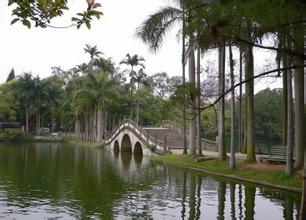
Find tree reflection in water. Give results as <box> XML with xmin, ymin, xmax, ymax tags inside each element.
<box><xmin>0</xmin><ymin>142</ymin><xmax>301</xmax><ymax>219</ymax></box>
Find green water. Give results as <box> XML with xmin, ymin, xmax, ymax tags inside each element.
<box><xmin>0</xmin><ymin>142</ymin><xmax>301</xmax><ymax>219</ymax></box>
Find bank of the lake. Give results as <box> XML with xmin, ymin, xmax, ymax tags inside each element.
<box><xmin>152</xmin><ymin>154</ymin><xmax>302</xmax><ymax>192</ymax></box>
<box><xmin>63</xmin><ymin>137</ymin><xmax>104</xmax><ymax>148</ymax></box>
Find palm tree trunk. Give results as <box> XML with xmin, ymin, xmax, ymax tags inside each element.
<box><xmin>97</xmin><ymin>105</ymin><xmax>103</xmax><ymax>142</ymax></box>
<box><xmin>283</xmin><ymin>69</ymin><xmax>288</xmax><ymax>146</ymax></box>
<box><xmin>245</xmin><ymin>43</ymin><xmax>256</xmax><ymax>162</ymax></box>
<box><xmin>218</xmin><ymin>45</ymin><xmax>226</xmax><ymax>160</ymax></box>
<box><xmin>85</xmin><ymin>112</ymin><xmax>89</xmax><ymax>141</ymax></box>
<box><xmin>136</xmin><ymin>81</ymin><xmax>140</xmax><ymax>124</ymax></box>
<box><xmin>25</xmin><ymin>105</ymin><xmax>29</xmax><ymax>132</ymax></box>
<box><xmin>103</xmin><ymin>111</ymin><xmax>108</xmax><ymax>138</ymax></box>
<box><xmin>130</xmin><ymin>67</ymin><xmax>134</xmax><ymax>120</ymax></box>
<box><xmin>93</xmin><ymin>107</ymin><xmax>97</xmax><ymax>142</ymax></box>
<box><xmin>239</xmin><ymin>44</ymin><xmax>243</xmax><ymax>153</ymax></box>
<box><xmin>188</xmin><ymin>35</ymin><xmax>196</xmax><ymax>156</ymax></box>
<box><xmin>300</xmin><ymin>20</ymin><xmax>306</xmax><ymax>218</ymax></box>
<box><xmin>286</xmin><ymin>69</ymin><xmax>294</xmax><ymax>175</ymax></box>
<box><xmin>182</xmin><ymin>6</ymin><xmax>188</xmax><ymax>155</ymax></box>
<box><xmin>229</xmin><ymin>45</ymin><xmax>236</xmax><ymax>169</ymax></box>
<box><xmin>196</xmin><ymin>47</ymin><xmax>202</xmax><ymax>157</ymax></box>
<box><xmin>294</xmin><ymin>57</ymin><xmax>305</xmax><ymax>169</ymax></box>
<box><xmin>36</xmin><ymin>108</ymin><xmax>40</xmax><ymax>135</ymax></box>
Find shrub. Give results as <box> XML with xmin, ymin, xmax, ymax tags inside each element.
<box><xmin>0</xmin><ymin>129</ymin><xmax>31</xmax><ymax>141</ymax></box>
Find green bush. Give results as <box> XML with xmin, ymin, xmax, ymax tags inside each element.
<box><xmin>0</xmin><ymin>129</ymin><xmax>31</xmax><ymax>141</ymax></box>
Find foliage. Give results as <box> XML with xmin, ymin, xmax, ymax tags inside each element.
<box><xmin>0</xmin><ymin>129</ymin><xmax>31</xmax><ymax>141</ymax></box>
<box><xmin>254</xmin><ymin>88</ymin><xmax>283</xmax><ymax>140</ymax></box>
<box><xmin>8</xmin><ymin>0</ymin><xmax>103</xmax><ymax>29</ymax></box>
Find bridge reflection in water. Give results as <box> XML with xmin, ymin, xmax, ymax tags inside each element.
<box><xmin>0</xmin><ymin>142</ymin><xmax>300</xmax><ymax>219</ymax></box>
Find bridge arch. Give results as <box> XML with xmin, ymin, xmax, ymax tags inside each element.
<box><xmin>113</xmin><ymin>140</ymin><xmax>119</xmax><ymax>152</ymax></box>
<box><xmin>121</xmin><ymin>134</ymin><xmax>132</xmax><ymax>152</ymax></box>
<box><xmin>134</xmin><ymin>142</ymin><xmax>143</xmax><ymax>155</ymax></box>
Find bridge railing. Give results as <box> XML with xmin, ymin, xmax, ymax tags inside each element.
<box><xmin>104</xmin><ymin>119</ymin><xmax>168</xmax><ymax>152</ymax></box>
<box><xmin>156</xmin><ymin>120</ymin><xmax>218</xmax><ymax>152</ymax></box>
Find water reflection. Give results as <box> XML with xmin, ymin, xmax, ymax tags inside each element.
<box><xmin>0</xmin><ymin>142</ymin><xmax>301</xmax><ymax>219</ymax></box>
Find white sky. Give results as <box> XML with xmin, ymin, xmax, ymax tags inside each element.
<box><xmin>0</xmin><ymin>0</ymin><xmax>281</xmax><ymax>92</ymax></box>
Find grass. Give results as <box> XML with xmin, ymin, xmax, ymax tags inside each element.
<box><xmin>152</xmin><ymin>154</ymin><xmax>302</xmax><ymax>190</ymax></box>
<box><xmin>63</xmin><ymin>137</ymin><xmax>104</xmax><ymax>148</ymax></box>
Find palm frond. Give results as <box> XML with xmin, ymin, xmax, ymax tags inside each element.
<box><xmin>136</xmin><ymin>6</ymin><xmax>182</xmax><ymax>52</ymax></box>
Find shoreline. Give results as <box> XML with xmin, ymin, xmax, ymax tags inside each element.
<box><xmin>152</xmin><ymin>155</ymin><xmax>302</xmax><ymax>193</ymax></box>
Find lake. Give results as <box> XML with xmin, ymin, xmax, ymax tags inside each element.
<box><xmin>0</xmin><ymin>142</ymin><xmax>301</xmax><ymax>219</ymax></box>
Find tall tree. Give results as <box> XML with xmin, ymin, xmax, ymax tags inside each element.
<box><xmin>84</xmin><ymin>44</ymin><xmax>103</xmax><ymax>72</ymax></box>
<box><xmin>229</xmin><ymin>45</ymin><xmax>236</xmax><ymax>168</ymax></box>
<box><xmin>244</xmin><ymin>41</ymin><xmax>256</xmax><ymax>162</ymax></box>
<box><xmin>196</xmin><ymin>47</ymin><xmax>203</xmax><ymax>157</ymax></box>
<box><xmin>286</xmin><ymin>69</ymin><xmax>294</xmax><ymax>175</ymax></box>
<box><xmin>218</xmin><ymin>45</ymin><xmax>226</xmax><ymax>160</ymax></box>
<box><xmin>18</xmin><ymin>73</ymin><xmax>35</xmax><ymax>132</ymax></box>
<box><xmin>120</xmin><ymin>54</ymin><xmax>145</xmax><ymax>121</ymax></box>
<box><xmin>188</xmin><ymin>34</ymin><xmax>197</xmax><ymax>156</ymax></box>
<box><xmin>136</xmin><ymin>3</ymin><xmax>197</xmax><ymax>154</ymax></box>
<box><xmin>131</xmin><ymin>68</ymin><xmax>148</xmax><ymax>124</ymax></box>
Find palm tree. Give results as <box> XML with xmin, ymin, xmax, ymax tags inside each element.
<box><xmin>75</xmin><ymin>63</ymin><xmax>88</xmax><ymax>76</ymax></box>
<box><xmin>93</xmin><ymin>57</ymin><xmax>115</xmax><ymax>74</ymax></box>
<box><xmin>84</xmin><ymin>44</ymin><xmax>102</xmax><ymax>61</ymax></box>
<box><xmin>120</xmin><ymin>53</ymin><xmax>145</xmax><ymax>121</ymax></box>
<box><xmin>131</xmin><ymin>68</ymin><xmax>148</xmax><ymax>124</ymax></box>
<box><xmin>17</xmin><ymin>73</ymin><xmax>35</xmax><ymax>132</ymax></box>
<box><xmin>74</xmin><ymin>72</ymin><xmax>115</xmax><ymax>142</ymax></box>
<box><xmin>136</xmin><ymin>3</ymin><xmax>197</xmax><ymax>155</ymax></box>
<box><xmin>84</xmin><ymin>44</ymin><xmax>103</xmax><ymax>73</ymax></box>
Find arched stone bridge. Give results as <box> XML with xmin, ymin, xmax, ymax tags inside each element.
<box><xmin>104</xmin><ymin>119</ymin><xmax>217</xmax><ymax>156</ymax></box>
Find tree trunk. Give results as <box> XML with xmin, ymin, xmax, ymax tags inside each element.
<box><xmin>245</xmin><ymin>43</ymin><xmax>256</xmax><ymax>162</ymax></box>
<box><xmin>239</xmin><ymin>44</ymin><xmax>243</xmax><ymax>153</ymax></box>
<box><xmin>286</xmin><ymin>69</ymin><xmax>294</xmax><ymax>175</ymax></box>
<box><xmin>229</xmin><ymin>45</ymin><xmax>236</xmax><ymax>169</ymax></box>
<box><xmin>130</xmin><ymin>67</ymin><xmax>134</xmax><ymax>120</ymax></box>
<box><xmin>25</xmin><ymin>105</ymin><xmax>29</xmax><ymax>132</ymax></box>
<box><xmin>188</xmin><ymin>35</ymin><xmax>196</xmax><ymax>156</ymax></box>
<box><xmin>51</xmin><ymin>107</ymin><xmax>55</xmax><ymax>133</ymax></box>
<box><xmin>97</xmin><ymin>105</ymin><xmax>103</xmax><ymax>142</ymax></box>
<box><xmin>294</xmin><ymin>58</ymin><xmax>305</xmax><ymax>169</ymax></box>
<box><xmin>196</xmin><ymin>47</ymin><xmax>203</xmax><ymax>157</ymax></box>
<box><xmin>218</xmin><ymin>46</ymin><xmax>226</xmax><ymax>160</ymax></box>
<box><xmin>283</xmin><ymin>69</ymin><xmax>288</xmax><ymax>146</ymax></box>
<box><xmin>299</xmin><ymin>20</ymin><xmax>306</xmax><ymax>220</ymax></box>
<box><xmin>36</xmin><ymin>109</ymin><xmax>39</xmax><ymax>135</ymax></box>
<box><xmin>182</xmin><ymin>7</ymin><xmax>188</xmax><ymax>155</ymax></box>
<box><xmin>103</xmin><ymin>111</ymin><xmax>108</xmax><ymax>138</ymax></box>
<box><xmin>300</xmin><ymin>22</ymin><xmax>306</xmax><ymax>217</ymax></box>
<box><xmin>85</xmin><ymin>112</ymin><xmax>89</xmax><ymax>141</ymax></box>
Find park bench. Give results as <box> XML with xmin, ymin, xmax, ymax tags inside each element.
<box><xmin>259</xmin><ymin>146</ymin><xmax>296</xmax><ymax>163</ymax></box>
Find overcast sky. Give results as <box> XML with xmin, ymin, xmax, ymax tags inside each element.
<box><xmin>0</xmin><ymin>0</ymin><xmax>181</xmax><ymax>82</ymax></box>
<box><xmin>0</xmin><ymin>0</ymin><xmax>280</xmax><ymax>92</ymax></box>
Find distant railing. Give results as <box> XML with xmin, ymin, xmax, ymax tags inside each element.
<box><xmin>156</xmin><ymin>120</ymin><xmax>218</xmax><ymax>152</ymax></box>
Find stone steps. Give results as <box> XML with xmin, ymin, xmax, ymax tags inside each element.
<box><xmin>143</xmin><ymin>128</ymin><xmax>184</xmax><ymax>149</ymax></box>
